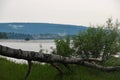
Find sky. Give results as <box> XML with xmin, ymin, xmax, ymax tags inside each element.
<box><xmin>0</xmin><ymin>0</ymin><xmax>119</xmax><ymax>26</ymax></box>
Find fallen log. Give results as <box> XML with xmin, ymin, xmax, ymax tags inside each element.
<box><xmin>0</xmin><ymin>45</ymin><xmax>120</xmax><ymax>80</ymax></box>
<box><xmin>0</xmin><ymin>45</ymin><xmax>102</xmax><ymax>64</ymax></box>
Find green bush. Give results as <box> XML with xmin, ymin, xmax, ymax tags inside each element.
<box><xmin>0</xmin><ymin>32</ymin><xmax>8</xmax><ymax>39</ymax></box>
<box><xmin>73</xmin><ymin>18</ymin><xmax>120</xmax><ymax>61</ymax></box>
<box><xmin>53</xmin><ymin>18</ymin><xmax>120</xmax><ymax>62</ymax></box>
<box><xmin>53</xmin><ymin>36</ymin><xmax>74</xmax><ymax>57</ymax></box>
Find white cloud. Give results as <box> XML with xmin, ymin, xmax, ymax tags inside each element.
<box><xmin>8</xmin><ymin>24</ymin><xmax>24</xmax><ymax>29</ymax></box>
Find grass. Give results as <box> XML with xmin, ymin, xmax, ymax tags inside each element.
<box><xmin>0</xmin><ymin>57</ymin><xmax>120</xmax><ymax>80</ymax></box>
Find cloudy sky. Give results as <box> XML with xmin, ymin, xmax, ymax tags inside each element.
<box><xmin>0</xmin><ymin>0</ymin><xmax>119</xmax><ymax>26</ymax></box>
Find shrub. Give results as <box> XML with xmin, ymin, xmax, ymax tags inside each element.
<box><xmin>73</xmin><ymin>18</ymin><xmax>120</xmax><ymax>61</ymax></box>
<box><xmin>53</xmin><ymin>36</ymin><xmax>74</xmax><ymax>57</ymax></box>
<box><xmin>53</xmin><ymin>18</ymin><xmax>120</xmax><ymax>62</ymax></box>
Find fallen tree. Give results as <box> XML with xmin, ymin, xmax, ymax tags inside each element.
<box><xmin>0</xmin><ymin>45</ymin><xmax>120</xmax><ymax>80</ymax></box>
<box><xmin>0</xmin><ymin>18</ymin><xmax>120</xmax><ymax>80</ymax></box>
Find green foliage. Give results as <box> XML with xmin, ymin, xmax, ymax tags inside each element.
<box><xmin>53</xmin><ymin>18</ymin><xmax>120</xmax><ymax>62</ymax></box>
<box><xmin>0</xmin><ymin>57</ymin><xmax>120</xmax><ymax>80</ymax></box>
<box><xmin>53</xmin><ymin>36</ymin><xmax>74</xmax><ymax>56</ymax></box>
<box><xmin>73</xmin><ymin>18</ymin><xmax>120</xmax><ymax>61</ymax></box>
<box><xmin>0</xmin><ymin>32</ymin><xmax>8</xmax><ymax>39</ymax></box>
<box><xmin>73</xmin><ymin>27</ymin><xmax>105</xmax><ymax>58</ymax></box>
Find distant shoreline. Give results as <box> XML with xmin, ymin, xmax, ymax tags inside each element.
<box><xmin>0</xmin><ymin>39</ymin><xmax>55</xmax><ymax>43</ymax></box>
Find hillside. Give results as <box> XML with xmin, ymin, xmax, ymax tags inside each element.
<box><xmin>0</xmin><ymin>23</ymin><xmax>87</xmax><ymax>35</ymax></box>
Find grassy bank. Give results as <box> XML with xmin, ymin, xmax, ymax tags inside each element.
<box><xmin>0</xmin><ymin>57</ymin><xmax>120</xmax><ymax>80</ymax></box>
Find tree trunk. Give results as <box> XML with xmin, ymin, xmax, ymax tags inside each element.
<box><xmin>0</xmin><ymin>44</ymin><xmax>120</xmax><ymax>72</ymax></box>
<box><xmin>0</xmin><ymin>45</ymin><xmax>102</xmax><ymax>64</ymax></box>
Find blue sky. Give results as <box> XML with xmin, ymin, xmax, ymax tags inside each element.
<box><xmin>0</xmin><ymin>0</ymin><xmax>119</xmax><ymax>26</ymax></box>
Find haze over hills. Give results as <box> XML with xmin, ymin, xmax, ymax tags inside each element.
<box><xmin>0</xmin><ymin>23</ymin><xmax>87</xmax><ymax>35</ymax></box>
<box><xmin>0</xmin><ymin>23</ymin><xmax>87</xmax><ymax>39</ymax></box>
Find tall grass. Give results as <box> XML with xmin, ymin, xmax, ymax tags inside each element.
<box><xmin>0</xmin><ymin>57</ymin><xmax>120</xmax><ymax>80</ymax></box>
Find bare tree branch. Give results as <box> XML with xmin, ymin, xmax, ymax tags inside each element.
<box><xmin>24</xmin><ymin>60</ymin><xmax>32</xmax><ymax>80</ymax></box>
<box><xmin>0</xmin><ymin>44</ymin><xmax>120</xmax><ymax>79</ymax></box>
<box><xmin>50</xmin><ymin>63</ymin><xmax>64</xmax><ymax>74</ymax></box>
<box><xmin>82</xmin><ymin>61</ymin><xmax>120</xmax><ymax>71</ymax></box>
<box><xmin>0</xmin><ymin>45</ymin><xmax>102</xmax><ymax>64</ymax></box>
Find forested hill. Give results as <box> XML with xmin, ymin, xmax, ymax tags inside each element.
<box><xmin>0</xmin><ymin>23</ymin><xmax>87</xmax><ymax>35</ymax></box>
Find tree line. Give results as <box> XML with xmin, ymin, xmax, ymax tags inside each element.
<box><xmin>0</xmin><ymin>32</ymin><xmax>8</xmax><ymax>39</ymax></box>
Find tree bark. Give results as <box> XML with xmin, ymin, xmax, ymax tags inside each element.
<box><xmin>0</xmin><ymin>44</ymin><xmax>120</xmax><ymax>72</ymax></box>
<box><xmin>82</xmin><ymin>61</ymin><xmax>120</xmax><ymax>71</ymax></box>
<box><xmin>0</xmin><ymin>45</ymin><xmax>102</xmax><ymax>64</ymax></box>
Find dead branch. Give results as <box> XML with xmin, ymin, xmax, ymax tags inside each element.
<box><xmin>0</xmin><ymin>45</ymin><xmax>120</xmax><ymax>80</ymax></box>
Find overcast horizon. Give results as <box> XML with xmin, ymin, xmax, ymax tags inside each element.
<box><xmin>0</xmin><ymin>0</ymin><xmax>120</xmax><ymax>26</ymax></box>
